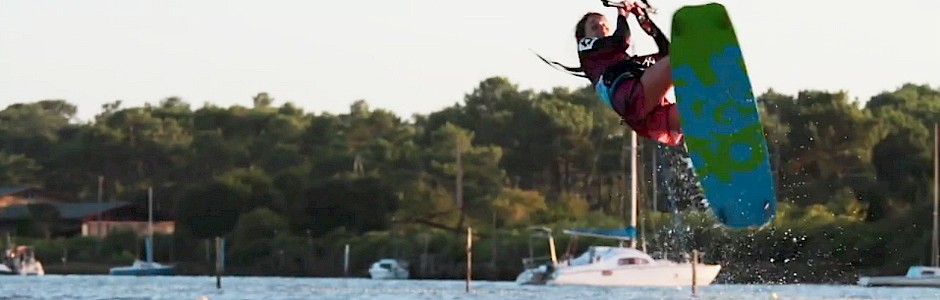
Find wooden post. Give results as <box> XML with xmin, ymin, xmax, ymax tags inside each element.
<box><xmin>344</xmin><ymin>244</ymin><xmax>351</xmax><ymax>277</ymax></box>
<box><xmin>215</xmin><ymin>236</ymin><xmax>224</xmax><ymax>289</ymax></box>
<box><xmin>466</xmin><ymin>227</ymin><xmax>472</xmax><ymax>293</ymax></box>
<box><xmin>691</xmin><ymin>249</ymin><xmax>699</xmax><ymax>296</ymax></box>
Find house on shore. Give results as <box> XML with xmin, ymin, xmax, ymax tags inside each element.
<box><xmin>0</xmin><ymin>185</ymin><xmax>174</xmax><ymax>238</ymax></box>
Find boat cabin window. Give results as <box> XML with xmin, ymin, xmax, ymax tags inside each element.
<box><xmin>618</xmin><ymin>258</ymin><xmax>649</xmax><ymax>265</ymax></box>
<box><xmin>379</xmin><ymin>263</ymin><xmax>393</xmax><ymax>269</ymax></box>
<box><xmin>923</xmin><ymin>270</ymin><xmax>936</xmax><ymax>276</ymax></box>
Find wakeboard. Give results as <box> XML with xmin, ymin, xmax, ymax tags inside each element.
<box><xmin>670</xmin><ymin>3</ymin><xmax>777</xmax><ymax>228</ymax></box>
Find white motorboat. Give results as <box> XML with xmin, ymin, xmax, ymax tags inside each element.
<box><xmin>368</xmin><ymin>258</ymin><xmax>409</xmax><ymax>280</ymax></box>
<box><xmin>1</xmin><ymin>245</ymin><xmax>45</xmax><ymax>276</ymax></box>
<box><xmin>858</xmin><ymin>266</ymin><xmax>940</xmax><ymax>287</ymax></box>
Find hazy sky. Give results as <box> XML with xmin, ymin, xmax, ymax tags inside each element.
<box><xmin>1</xmin><ymin>0</ymin><xmax>938</xmax><ymax>121</ymax></box>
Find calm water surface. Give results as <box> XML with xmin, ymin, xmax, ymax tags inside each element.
<box><xmin>1</xmin><ymin>275</ymin><xmax>938</xmax><ymax>300</ymax></box>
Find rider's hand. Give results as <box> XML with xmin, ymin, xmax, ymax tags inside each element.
<box><xmin>630</xmin><ymin>1</ymin><xmax>645</xmax><ymax>17</ymax></box>
<box><xmin>617</xmin><ymin>5</ymin><xmax>630</xmax><ymax>16</ymax></box>
<box><xmin>618</xmin><ymin>1</ymin><xmax>634</xmax><ymax>16</ymax></box>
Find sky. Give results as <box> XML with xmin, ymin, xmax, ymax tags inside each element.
<box><xmin>1</xmin><ymin>0</ymin><xmax>938</xmax><ymax>122</ymax></box>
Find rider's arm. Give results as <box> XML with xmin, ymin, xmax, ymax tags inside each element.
<box><xmin>636</xmin><ymin>13</ymin><xmax>669</xmax><ymax>55</ymax></box>
<box><xmin>611</xmin><ymin>9</ymin><xmax>631</xmax><ymax>46</ymax></box>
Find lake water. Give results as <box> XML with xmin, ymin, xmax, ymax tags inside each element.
<box><xmin>1</xmin><ymin>276</ymin><xmax>938</xmax><ymax>300</ymax></box>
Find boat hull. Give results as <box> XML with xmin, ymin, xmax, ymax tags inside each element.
<box><xmin>515</xmin><ymin>265</ymin><xmax>552</xmax><ymax>285</ymax></box>
<box><xmin>858</xmin><ymin>276</ymin><xmax>940</xmax><ymax>287</ymax></box>
<box><xmin>368</xmin><ymin>259</ymin><xmax>409</xmax><ymax>280</ymax></box>
<box><xmin>550</xmin><ymin>263</ymin><xmax>722</xmax><ymax>287</ymax></box>
<box><xmin>368</xmin><ymin>269</ymin><xmax>409</xmax><ymax>280</ymax></box>
<box><xmin>109</xmin><ymin>267</ymin><xmax>174</xmax><ymax>276</ymax></box>
<box><xmin>109</xmin><ymin>260</ymin><xmax>174</xmax><ymax>276</ymax></box>
<box><xmin>858</xmin><ymin>266</ymin><xmax>940</xmax><ymax>287</ymax></box>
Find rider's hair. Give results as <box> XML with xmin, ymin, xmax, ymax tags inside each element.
<box><xmin>575</xmin><ymin>12</ymin><xmax>605</xmax><ymax>40</ymax></box>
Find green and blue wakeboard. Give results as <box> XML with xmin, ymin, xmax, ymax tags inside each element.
<box><xmin>670</xmin><ymin>3</ymin><xmax>776</xmax><ymax>228</ymax></box>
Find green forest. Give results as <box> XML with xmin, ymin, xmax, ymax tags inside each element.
<box><xmin>3</xmin><ymin>77</ymin><xmax>939</xmax><ymax>284</ymax></box>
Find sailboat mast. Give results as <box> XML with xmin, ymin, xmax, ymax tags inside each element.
<box><xmin>147</xmin><ymin>187</ymin><xmax>154</xmax><ymax>264</ymax></box>
<box><xmin>932</xmin><ymin>123</ymin><xmax>938</xmax><ymax>267</ymax></box>
<box><xmin>629</xmin><ymin>132</ymin><xmax>638</xmax><ymax>249</ymax></box>
<box><xmin>148</xmin><ymin>187</ymin><xmax>154</xmax><ymax>238</ymax></box>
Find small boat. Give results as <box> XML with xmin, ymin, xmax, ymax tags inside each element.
<box><xmin>858</xmin><ymin>266</ymin><xmax>940</xmax><ymax>287</ymax></box>
<box><xmin>1</xmin><ymin>245</ymin><xmax>45</xmax><ymax>276</ymax></box>
<box><xmin>368</xmin><ymin>258</ymin><xmax>409</xmax><ymax>280</ymax></box>
<box><xmin>108</xmin><ymin>257</ymin><xmax>174</xmax><ymax>276</ymax></box>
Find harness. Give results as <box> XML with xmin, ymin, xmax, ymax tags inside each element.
<box><xmin>595</xmin><ymin>59</ymin><xmax>648</xmax><ymax>111</ymax></box>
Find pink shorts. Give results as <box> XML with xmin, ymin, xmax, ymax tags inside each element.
<box><xmin>612</xmin><ymin>80</ymin><xmax>683</xmax><ymax>146</ymax></box>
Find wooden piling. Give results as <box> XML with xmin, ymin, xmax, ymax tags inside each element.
<box><xmin>691</xmin><ymin>249</ymin><xmax>699</xmax><ymax>296</ymax></box>
<box><xmin>466</xmin><ymin>227</ymin><xmax>472</xmax><ymax>293</ymax></box>
<box><xmin>215</xmin><ymin>236</ymin><xmax>224</xmax><ymax>289</ymax></box>
<box><xmin>343</xmin><ymin>244</ymin><xmax>350</xmax><ymax>277</ymax></box>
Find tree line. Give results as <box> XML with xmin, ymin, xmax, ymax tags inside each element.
<box><xmin>3</xmin><ymin>78</ymin><xmax>939</xmax><ymax>282</ymax></box>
